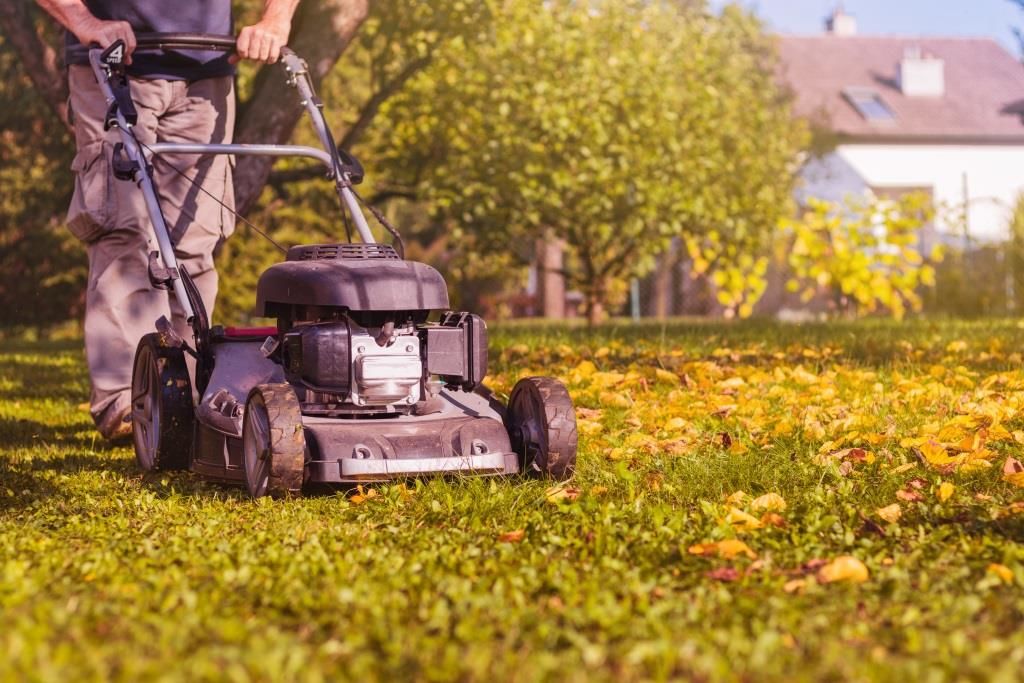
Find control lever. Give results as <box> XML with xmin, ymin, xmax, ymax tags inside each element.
<box><xmin>100</xmin><ymin>40</ymin><xmax>138</xmax><ymax>129</ymax></box>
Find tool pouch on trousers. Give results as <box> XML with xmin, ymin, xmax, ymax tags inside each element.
<box><xmin>67</xmin><ymin>140</ymin><xmax>117</xmax><ymax>244</ymax></box>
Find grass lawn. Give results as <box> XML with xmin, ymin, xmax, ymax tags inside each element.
<box><xmin>2</xmin><ymin>319</ymin><xmax>1023</xmax><ymax>682</ymax></box>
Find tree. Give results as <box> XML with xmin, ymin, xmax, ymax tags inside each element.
<box><xmin>783</xmin><ymin>193</ymin><xmax>941</xmax><ymax>319</ymax></box>
<box><xmin>374</xmin><ymin>0</ymin><xmax>806</xmax><ymax>323</ymax></box>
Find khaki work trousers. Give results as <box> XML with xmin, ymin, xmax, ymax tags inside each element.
<box><xmin>67</xmin><ymin>65</ymin><xmax>236</xmax><ymax>437</ymax></box>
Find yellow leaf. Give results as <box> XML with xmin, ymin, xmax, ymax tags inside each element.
<box><xmin>599</xmin><ymin>391</ymin><xmax>632</xmax><ymax>409</ymax></box>
<box><xmin>783</xmin><ymin>578</ymin><xmax>806</xmax><ymax>594</ymax></box>
<box><xmin>1003</xmin><ymin>457</ymin><xmax>1024</xmax><ymax>487</ymax></box>
<box><xmin>687</xmin><ymin>539</ymin><xmax>757</xmax><ymax>560</ymax></box>
<box><xmin>750</xmin><ymin>492</ymin><xmax>787</xmax><ymax>512</ymax></box>
<box><xmin>919</xmin><ymin>440</ymin><xmax>956</xmax><ymax>467</ymax></box>
<box><xmin>938</xmin><ymin>481</ymin><xmax>955</xmax><ymax>502</ymax></box>
<box><xmin>545</xmin><ymin>485</ymin><xmax>581</xmax><ymax>504</ymax></box>
<box><xmin>726</xmin><ymin>507</ymin><xmax>763</xmax><ymax>531</ymax></box>
<box><xmin>728</xmin><ymin>440</ymin><xmax>750</xmax><ymax>456</ymax></box>
<box><xmin>664</xmin><ymin>417</ymin><xmax>687</xmax><ymax>431</ymax></box>
<box><xmin>876</xmin><ymin>503</ymin><xmax>901</xmax><ymax>524</ymax></box>
<box><xmin>655</xmin><ymin>368</ymin><xmax>680</xmax><ymax>385</ymax></box>
<box><xmin>817</xmin><ymin>556</ymin><xmax>869</xmax><ymax>584</ymax></box>
<box><xmin>725</xmin><ymin>490</ymin><xmax>747</xmax><ymax>505</ymax></box>
<box><xmin>987</xmin><ymin>563</ymin><xmax>1014</xmax><ymax>584</ymax></box>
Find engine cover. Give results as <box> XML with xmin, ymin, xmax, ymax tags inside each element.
<box><xmin>256</xmin><ymin>244</ymin><xmax>449</xmax><ymax>317</ymax></box>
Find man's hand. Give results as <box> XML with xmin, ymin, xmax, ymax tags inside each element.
<box><xmin>76</xmin><ymin>17</ymin><xmax>136</xmax><ymax>63</ymax></box>
<box><xmin>232</xmin><ymin>19</ymin><xmax>290</xmax><ymax>65</ymax></box>
<box><xmin>36</xmin><ymin>1</ymin><xmax>136</xmax><ymax>63</ymax></box>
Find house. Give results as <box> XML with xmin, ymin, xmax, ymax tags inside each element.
<box><xmin>780</xmin><ymin>8</ymin><xmax>1024</xmax><ymax>245</ymax></box>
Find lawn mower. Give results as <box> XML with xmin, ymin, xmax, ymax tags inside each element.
<box><xmin>79</xmin><ymin>34</ymin><xmax>577</xmax><ymax>497</ymax></box>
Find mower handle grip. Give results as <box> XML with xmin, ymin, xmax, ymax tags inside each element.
<box><xmin>66</xmin><ymin>33</ymin><xmax>253</xmax><ymax>62</ymax></box>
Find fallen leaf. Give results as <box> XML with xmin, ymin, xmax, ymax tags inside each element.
<box><xmin>545</xmin><ymin>485</ymin><xmax>581</xmax><ymax>504</ymax></box>
<box><xmin>760</xmin><ymin>512</ymin><xmax>787</xmax><ymax>528</ymax></box>
<box><xmin>726</xmin><ymin>507</ymin><xmax>763</xmax><ymax>531</ymax></box>
<box><xmin>498</xmin><ymin>529</ymin><xmax>525</xmax><ymax>543</ymax></box>
<box><xmin>705</xmin><ymin>567</ymin><xmax>740</xmax><ymax>582</ymax></box>
<box><xmin>937</xmin><ymin>481</ymin><xmax>955</xmax><ymax>502</ymax></box>
<box><xmin>987</xmin><ymin>563</ymin><xmax>1014</xmax><ymax>584</ymax></box>
<box><xmin>725</xmin><ymin>490</ymin><xmax>747</xmax><ymax>505</ymax></box>
<box><xmin>751</xmin><ymin>492</ymin><xmax>787</xmax><ymax>512</ymax></box>
<box><xmin>655</xmin><ymin>368</ymin><xmax>680</xmax><ymax>385</ymax></box>
<box><xmin>783</xmin><ymin>578</ymin><xmax>806</xmax><ymax>594</ymax></box>
<box><xmin>1002</xmin><ymin>457</ymin><xmax>1024</xmax><ymax>488</ymax></box>
<box><xmin>687</xmin><ymin>539</ymin><xmax>757</xmax><ymax>560</ymax></box>
<box><xmin>895</xmin><ymin>488</ymin><xmax>924</xmax><ymax>502</ymax></box>
<box><xmin>817</xmin><ymin>556</ymin><xmax>869</xmax><ymax>584</ymax></box>
<box><xmin>876</xmin><ymin>503</ymin><xmax>902</xmax><ymax>524</ymax></box>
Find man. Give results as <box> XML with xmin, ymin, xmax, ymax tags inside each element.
<box><xmin>36</xmin><ymin>0</ymin><xmax>300</xmax><ymax>440</ymax></box>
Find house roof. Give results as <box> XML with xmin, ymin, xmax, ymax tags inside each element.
<box><xmin>777</xmin><ymin>35</ymin><xmax>1024</xmax><ymax>143</ymax></box>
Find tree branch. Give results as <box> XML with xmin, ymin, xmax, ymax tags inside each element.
<box><xmin>233</xmin><ymin>0</ymin><xmax>369</xmax><ymax>215</ymax></box>
<box><xmin>337</xmin><ymin>54</ymin><xmax>431</xmax><ymax>151</ymax></box>
<box><xmin>0</xmin><ymin>2</ymin><xmax>70</xmax><ymax>132</ymax></box>
<box><xmin>265</xmin><ymin>53</ymin><xmax>433</xmax><ymax>187</ymax></box>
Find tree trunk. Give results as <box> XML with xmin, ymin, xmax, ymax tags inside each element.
<box><xmin>233</xmin><ymin>0</ymin><xmax>369</xmax><ymax>215</ymax></box>
<box><xmin>0</xmin><ymin>2</ymin><xmax>71</xmax><ymax>132</ymax></box>
<box><xmin>651</xmin><ymin>240</ymin><xmax>678</xmax><ymax>319</ymax></box>
<box><xmin>536</xmin><ymin>233</ymin><xmax>565</xmax><ymax>319</ymax></box>
<box><xmin>585</xmin><ymin>298</ymin><xmax>605</xmax><ymax>326</ymax></box>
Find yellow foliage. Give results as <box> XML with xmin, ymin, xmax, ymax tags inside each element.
<box><xmin>817</xmin><ymin>556</ymin><xmax>869</xmax><ymax>584</ymax></box>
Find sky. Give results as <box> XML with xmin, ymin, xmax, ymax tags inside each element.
<box><xmin>713</xmin><ymin>0</ymin><xmax>1023</xmax><ymax>53</ymax></box>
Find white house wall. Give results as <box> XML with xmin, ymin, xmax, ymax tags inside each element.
<box><xmin>800</xmin><ymin>144</ymin><xmax>1024</xmax><ymax>243</ymax></box>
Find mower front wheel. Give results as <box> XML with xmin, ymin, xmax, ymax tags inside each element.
<box><xmin>131</xmin><ymin>333</ymin><xmax>194</xmax><ymax>471</ymax></box>
<box><xmin>242</xmin><ymin>383</ymin><xmax>307</xmax><ymax>498</ymax></box>
<box><xmin>506</xmin><ymin>376</ymin><xmax>578</xmax><ymax>480</ymax></box>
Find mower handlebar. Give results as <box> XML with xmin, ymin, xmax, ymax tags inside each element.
<box><xmin>66</xmin><ymin>33</ymin><xmax>253</xmax><ymax>62</ymax></box>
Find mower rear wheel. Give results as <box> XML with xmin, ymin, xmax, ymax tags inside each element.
<box><xmin>131</xmin><ymin>333</ymin><xmax>194</xmax><ymax>471</ymax></box>
<box><xmin>242</xmin><ymin>383</ymin><xmax>306</xmax><ymax>498</ymax></box>
<box><xmin>506</xmin><ymin>376</ymin><xmax>578</xmax><ymax>480</ymax></box>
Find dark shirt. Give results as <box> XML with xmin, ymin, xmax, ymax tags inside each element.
<box><xmin>65</xmin><ymin>0</ymin><xmax>233</xmax><ymax>81</ymax></box>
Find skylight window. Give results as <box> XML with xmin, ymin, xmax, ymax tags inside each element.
<box><xmin>843</xmin><ymin>88</ymin><xmax>896</xmax><ymax>123</ymax></box>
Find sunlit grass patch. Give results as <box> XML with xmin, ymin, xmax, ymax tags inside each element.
<box><xmin>1</xmin><ymin>321</ymin><xmax>1023</xmax><ymax>681</ymax></box>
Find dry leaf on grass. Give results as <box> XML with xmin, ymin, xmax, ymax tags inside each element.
<box><xmin>751</xmin><ymin>492</ymin><xmax>787</xmax><ymax>512</ymax></box>
<box><xmin>545</xmin><ymin>485</ymin><xmax>581</xmax><ymax>504</ymax></box>
<box><xmin>817</xmin><ymin>556</ymin><xmax>869</xmax><ymax>584</ymax></box>
<box><xmin>687</xmin><ymin>539</ymin><xmax>757</xmax><ymax>560</ymax></box>
<box><xmin>876</xmin><ymin>503</ymin><xmax>901</xmax><ymax>524</ymax></box>
<box><xmin>498</xmin><ymin>529</ymin><xmax>525</xmax><ymax>543</ymax></box>
<box><xmin>987</xmin><ymin>563</ymin><xmax>1014</xmax><ymax>584</ymax></box>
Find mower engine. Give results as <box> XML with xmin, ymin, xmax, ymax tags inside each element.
<box><xmin>261</xmin><ymin>244</ymin><xmax>487</xmax><ymax>417</ymax></box>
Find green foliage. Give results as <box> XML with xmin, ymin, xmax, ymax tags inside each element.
<box><xmin>0</xmin><ymin>30</ymin><xmax>84</xmax><ymax>332</ymax></box>
<box><xmin>376</xmin><ymin>0</ymin><xmax>806</xmax><ymax>323</ymax></box>
<box><xmin>783</xmin><ymin>193</ymin><xmax>941</xmax><ymax>319</ymax></box>
<box><xmin>4</xmin><ymin>321</ymin><xmax>1024</xmax><ymax>680</ymax></box>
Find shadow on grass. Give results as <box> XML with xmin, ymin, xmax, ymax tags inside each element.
<box><xmin>0</xmin><ymin>353</ymin><xmax>88</xmax><ymax>402</ymax></box>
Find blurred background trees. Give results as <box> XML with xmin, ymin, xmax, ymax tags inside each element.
<box><xmin>1</xmin><ymin>0</ymin><xmax>1007</xmax><ymax>332</ymax></box>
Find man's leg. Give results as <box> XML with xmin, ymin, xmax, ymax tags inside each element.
<box><xmin>67</xmin><ymin>66</ymin><xmax>174</xmax><ymax>438</ymax></box>
<box><xmin>153</xmin><ymin>76</ymin><xmax>236</xmax><ymax>340</ymax></box>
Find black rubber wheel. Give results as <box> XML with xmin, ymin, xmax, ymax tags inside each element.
<box><xmin>242</xmin><ymin>383</ymin><xmax>306</xmax><ymax>498</ymax></box>
<box><xmin>506</xmin><ymin>376</ymin><xmax>578</xmax><ymax>480</ymax></box>
<box><xmin>130</xmin><ymin>332</ymin><xmax>194</xmax><ymax>471</ymax></box>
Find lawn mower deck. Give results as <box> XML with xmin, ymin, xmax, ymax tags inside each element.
<box><xmin>83</xmin><ymin>34</ymin><xmax>577</xmax><ymax>497</ymax></box>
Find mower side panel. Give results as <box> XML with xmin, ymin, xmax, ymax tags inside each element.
<box><xmin>192</xmin><ymin>339</ymin><xmax>283</xmax><ymax>480</ymax></box>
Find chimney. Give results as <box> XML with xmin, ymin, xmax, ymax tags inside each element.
<box><xmin>898</xmin><ymin>46</ymin><xmax>945</xmax><ymax>97</ymax></box>
<box><xmin>825</xmin><ymin>7</ymin><xmax>857</xmax><ymax>36</ymax></box>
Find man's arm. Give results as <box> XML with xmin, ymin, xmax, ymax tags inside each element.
<box><xmin>35</xmin><ymin>0</ymin><xmax>136</xmax><ymax>63</ymax></box>
<box><xmin>234</xmin><ymin>0</ymin><xmax>301</xmax><ymax>65</ymax></box>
